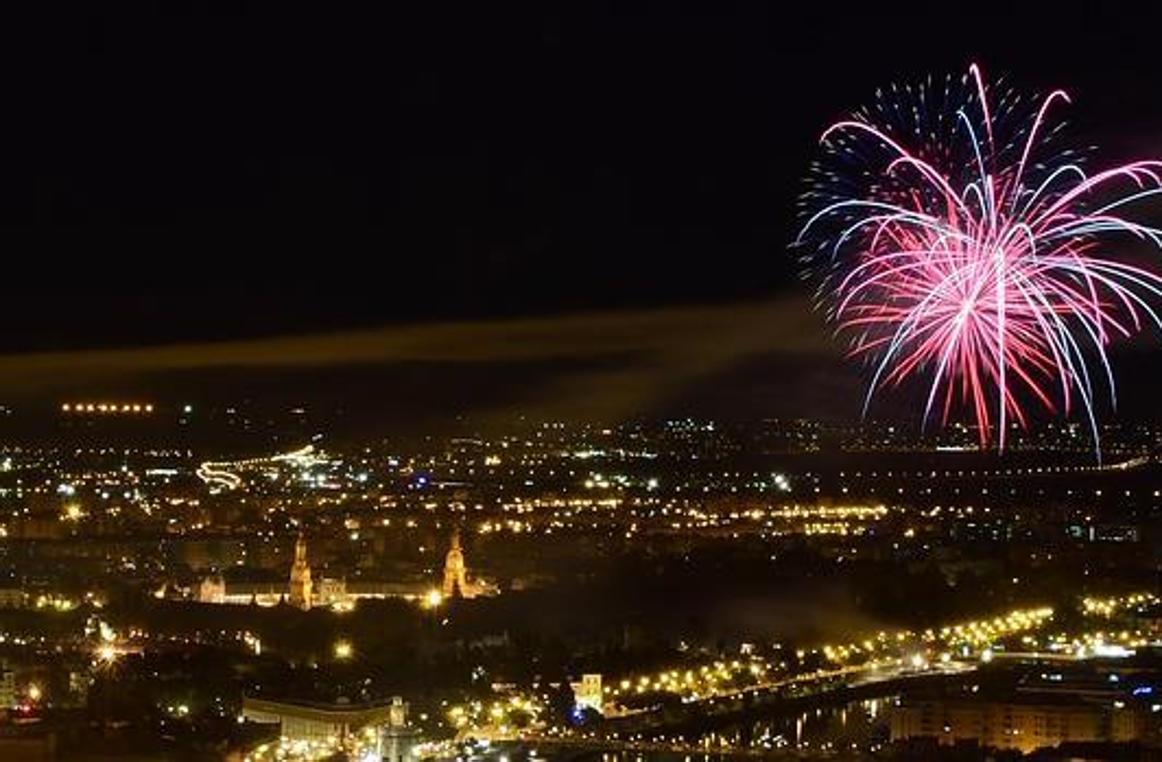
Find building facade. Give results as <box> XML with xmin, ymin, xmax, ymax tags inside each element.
<box><xmin>242</xmin><ymin>695</ymin><xmax>416</xmax><ymax>760</ymax></box>
<box><xmin>287</xmin><ymin>533</ymin><xmax>313</xmax><ymax>610</ymax></box>
<box><xmin>891</xmin><ymin>695</ymin><xmax>1147</xmax><ymax>753</ymax></box>
<box><xmin>570</xmin><ymin>674</ymin><xmax>604</xmax><ymax>714</ymax></box>
<box><xmin>441</xmin><ymin>529</ymin><xmax>496</xmax><ymax>599</ymax></box>
<box><xmin>442</xmin><ymin>529</ymin><xmax>468</xmax><ymax>598</ymax></box>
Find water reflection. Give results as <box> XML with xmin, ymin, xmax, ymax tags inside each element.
<box><xmin>581</xmin><ymin>696</ymin><xmax>895</xmax><ymax>759</ymax></box>
<box><xmin>699</xmin><ymin>696</ymin><xmax>893</xmax><ymax>754</ymax></box>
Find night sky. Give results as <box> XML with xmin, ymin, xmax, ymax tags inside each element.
<box><xmin>4</xmin><ymin>3</ymin><xmax>1162</xmax><ymax>426</ymax></box>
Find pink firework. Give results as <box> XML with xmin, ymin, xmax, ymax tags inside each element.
<box><xmin>796</xmin><ymin>64</ymin><xmax>1162</xmax><ymax>451</ymax></box>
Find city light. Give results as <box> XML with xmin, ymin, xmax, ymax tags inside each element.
<box><xmin>14</xmin><ymin>14</ymin><xmax>1162</xmax><ymax>762</ymax></box>
<box><xmin>60</xmin><ymin>402</ymin><xmax>155</xmax><ymax>415</ymax></box>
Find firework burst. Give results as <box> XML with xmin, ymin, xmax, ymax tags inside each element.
<box><xmin>795</xmin><ymin>64</ymin><xmax>1162</xmax><ymax>451</ymax></box>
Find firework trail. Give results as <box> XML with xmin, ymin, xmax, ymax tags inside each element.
<box><xmin>795</xmin><ymin>64</ymin><xmax>1162</xmax><ymax>452</ymax></box>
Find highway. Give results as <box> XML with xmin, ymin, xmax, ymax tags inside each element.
<box><xmin>196</xmin><ymin>444</ymin><xmax>321</xmax><ymax>491</ymax></box>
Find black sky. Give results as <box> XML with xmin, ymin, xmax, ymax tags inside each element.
<box><xmin>4</xmin><ymin>2</ymin><xmax>1159</xmax><ymax>351</ymax></box>
<box><xmin>3</xmin><ymin>3</ymin><xmax>1162</xmax><ymax>425</ymax></box>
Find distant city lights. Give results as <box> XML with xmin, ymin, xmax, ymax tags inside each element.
<box><xmin>61</xmin><ymin>402</ymin><xmax>154</xmax><ymax>414</ymax></box>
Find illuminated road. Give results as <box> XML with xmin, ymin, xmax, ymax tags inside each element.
<box><xmin>451</xmin><ymin>661</ymin><xmax>972</xmax><ymax>753</ymax></box>
<box><xmin>197</xmin><ymin>444</ymin><xmax>321</xmax><ymax>491</ymax></box>
<box><xmin>601</xmin><ymin>660</ymin><xmax>972</xmax><ymax>735</ymax></box>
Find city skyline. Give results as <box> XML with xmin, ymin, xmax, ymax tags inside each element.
<box><xmin>4</xmin><ymin>3</ymin><xmax>1162</xmax><ymax>760</ymax></box>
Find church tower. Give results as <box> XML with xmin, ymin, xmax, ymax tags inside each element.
<box><xmin>288</xmin><ymin>532</ymin><xmax>313</xmax><ymax>610</ymax></box>
<box><xmin>442</xmin><ymin>528</ymin><xmax>468</xmax><ymax>598</ymax></box>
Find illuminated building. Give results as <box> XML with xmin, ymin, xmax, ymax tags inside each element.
<box><xmin>0</xmin><ymin>588</ymin><xmax>26</xmax><ymax>609</ymax></box>
<box><xmin>442</xmin><ymin>528</ymin><xmax>468</xmax><ymax>598</ymax></box>
<box><xmin>0</xmin><ymin>662</ymin><xmax>14</xmax><ymax>709</ymax></box>
<box><xmin>1135</xmin><ymin>606</ymin><xmax>1162</xmax><ymax>639</ymax></box>
<box><xmin>381</xmin><ymin>696</ymin><xmax>417</xmax><ymax>762</ymax></box>
<box><xmin>241</xmin><ymin>695</ymin><xmax>415</xmax><ymax>760</ymax></box>
<box><xmin>314</xmin><ymin>577</ymin><xmax>349</xmax><ymax>608</ymax></box>
<box><xmin>440</xmin><ymin>528</ymin><xmax>497</xmax><ymax>599</ymax></box>
<box><xmin>197</xmin><ymin>575</ymin><xmax>226</xmax><ymax>604</ymax></box>
<box><xmin>288</xmin><ymin>533</ymin><xmax>313</xmax><ymax>611</ymax></box>
<box><xmin>570</xmin><ymin>673</ymin><xmax>604</xmax><ymax>715</ymax></box>
<box><xmin>186</xmin><ymin>570</ymin><xmax>443</xmax><ymax>610</ymax></box>
<box><xmin>891</xmin><ymin>687</ymin><xmax>1153</xmax><ymax>753</ymax></box>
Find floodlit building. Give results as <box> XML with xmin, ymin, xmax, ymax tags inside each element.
<box><xmin>0</xmin><ymin>663</ymin><xmax>14</xmax><ymax>709</ymax></box>
<box><xmin>196</xmin><ymin>574</ymin><xmax>226</xmax><ymax>604</ymax></box>
<box><xmin>314</xmin><ymin>576</ymin><xmax>349</xmax><ymax>608</ymax></box>
<box><xmin>382</xmin><ymin>696</ymin><xmax>417</xmax><ymax>762</ymax></box>
<box><xmin>891</xmin><ymin>668</ymin><xmax>1157</xmax><ymax>754</ymax></box>
<box><xmin>241</xmin><ymin>695</ymin><xmax>416</xmax><ymax>761</ymax></box>
<box><xmin>441</xmin><ymin>529</ymin><xmax>497</xmax><ymax>599</ymax></box>
<box><xmin>442</xmin><ymin>528</ymin><xmax>469</xmax><ymax>598</ymax></box>
<box><xmin>570</xmin><ymin>673</ymin><xmax>604</xmax><ymax>714</ymax></box>
<box><xmin>287</xmin><ymin>533</ymin><xmax>313</xmax><ymax>610</ymax></box>
<box><xmin>0</xmin><ymin>588</ymin><xmax>25</xmax><ymax>609</ymax></box>
<box><xmin>188</xmin><ymin>530</ymin><xmax>498</xmax><ymax>612</ymax></box>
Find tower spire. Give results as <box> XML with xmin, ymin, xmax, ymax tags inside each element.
<box><xmin>288</xmin><ymin>532</ymin><xmax>313</xmax><ymax>610</ymax></box>
<box><xmin>442</xmin><ymin>527</ymin><xmax>468</xmax><ymax>598</ymax></box>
